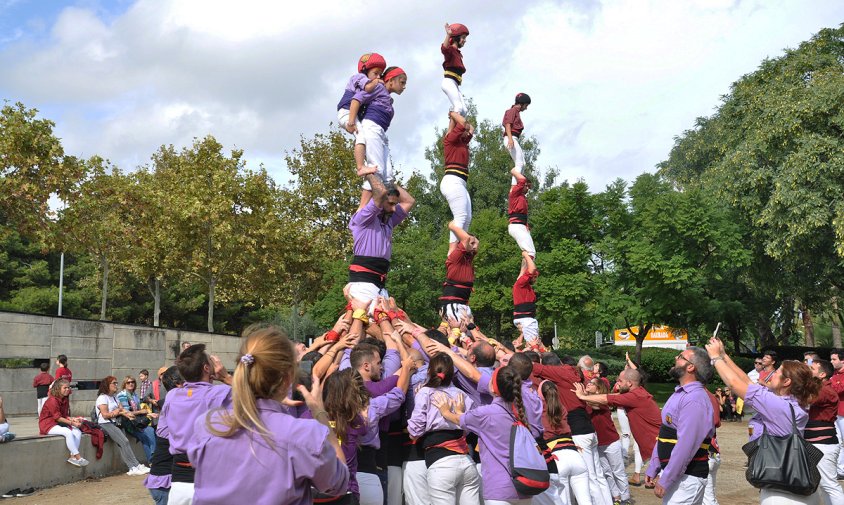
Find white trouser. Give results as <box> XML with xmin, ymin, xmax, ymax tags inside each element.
<box><xmin>427</xmin><ymin>454</ymin><xmax>481</xmax><ymax>505</ymax></box>
<box><xmin>551</xmin><ymin>448</ymin><xmax>592</xmax><ymax>505</ymax></box>
<box><xmin>532</xmin><ymin>471</ymin><xmax>563</xmax><ymax>505</ymax></box>
<box><xmin>616</xmin><ymin>408</ymin><xmax>642</xmax><ymax>473</ymax></box>
<box><xmin>440</xmin><ymin>174</ymin><xmax>472</xmax><ymax>243</ymax></box>
<box><xmin>661</xmin><ymin>474</ymin><xmax>706</xmax><ymax>505</ymax></box>
<box><xmin>346</xmin><ymin>282</ymin><xmax>389</xmax><ymax>315</ymax></box>
<box><xmin>387</xmin><ymin>465</ymin><xmax>402</xmax><ymax>505</ymax></box>
<box><xmin>572</xmin><ymin>433</ymin><xmax>612</xmax><ymax>505</ymax></box>
<box><xmin>486</xmin><ymin>500</ymin><xmax>532</xmax><ymax>505</ymax></box>
<box><xmin>513</xmin><ymin>317</ymin><xmax>539</xmax><ymax>345</ymax></box>
<box><xmin>357</xmin><ymin>119</ymin><xmax>394</xmax><ymax>190</ymax></box>
<box><xmin>168</xmin><ymin>482</ymin><xmax>194</xmax><ymax>505</ymax></box>
<box><xmin>836</xmin><ymin>416</ymin><xmax>844</xmax><ymax>475</ymax></box>
<box><xmin>337</xmin><ymin>109</ymin><xmax>364</xmax><ymax>144</ymax></box>
<box><xmin>598</xmin><ymin>440</ymin><xmax>630</xmax><ymax>500</ymax></box>
<box><xmin>441</xmin><ymin>303</ymin><xmax>473</xmax><ymax>323</ymax></box>
<box><xmin>504</xmin><ymin>136</ymin><xmax>525</xmax><ymax>184</ymax></box>
<box><xmin>702</xmin><ymin>452</ymin><xmax>720</xmax><ymax>505</ymax></box>
<box><xmin>815</xmin><ymin>443</ymin><xmax>844</xmax><ymax>505</ymax></box>
<box><xmin>359</xmin><ymin>471</ymin><xmax>384</xmax><ymax>505</ymax></box>
<box><xmin>48</xmin><ymin>425</ymin><xmax>82</xmax><ymax>456</ymax></box>
<box><xmin>441</xmin><ymin>78</ymin><xmax>467</xmax><ymax>116</ymax></box>
<box><xmin>403</xmin><ymin>460</ymin><xmax>430</xmax><ymax>505</ymax></box>
<box><xmin>760</xmin><ymin>488</ymin><xmax>820</xmax><ymax>505</ymax></box>
<box><xmin>38</xmin><ymin>397</ymin><xmax>48</xmax><ymax>416</ymax></box>
<box><xmin>0</xmin><ymin>422</ymin><xmax>8</xmax><ymax>436</ymax></box>
<box><xmin>508</xmin><ymin>224</ymin><xmax>536</xmax><ymax>258</ymax></box>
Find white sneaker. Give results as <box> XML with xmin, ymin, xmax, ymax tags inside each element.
<box><xmin>67</xmin><ymin>458</ymin><xmax>84</xmax><ymax>467</ymax></box>
<box><xmin>79</xmin><ymin>458</ymin><xmax>90</xmax><ymax>467</ymax></box>
<box><xmin>136</xmin><ymin>464</ymin><xmax>150</xmax><ymax>474</ymax></box>
<box><xmin>127</xmin><ymin>466</ymin><xmax>143</xmax><ymax>476</ymax></box>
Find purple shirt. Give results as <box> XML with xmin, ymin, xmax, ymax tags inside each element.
<box><xmin>454</xmin><ymin>366</ymin><xmax>494</xmax><ymax>407</ymax></box>
<box><xmin>188</xmin><ymin>399</ymin><xmax>348</xmax><ymax>505</ymax></box>
<box><xmin>461</xmin><ymin>397</ymin><xmax>527</xmax><ymax>501</ymax></box>
<box><xmin>408</xmin><ymin>385</ymin><xmax>475</xmax><ymax>438</ymax></box>
<box><xmin>337</xmin><ymin>74</ymin><xmax>370</xmax><ymax>111</ymax></box>
<box><xmin>360</xmin><ymin>386</ymin><xmax>406</xmax><ymax>448</ymax></box>
<box><xmin>745</xmin><ymin>383</ymin><xmax>808</xmax><ymax>441</ymax></box>
<box><xmin>477</xmin><ymin>372</ymin><xmax>544</xmax><ymax>438</ymax></box>
<box><xmin>645</xmin><ymin>381</ymin><xmax>715</xmax><ymax>489</ymax></box>
<box><xmin>158</xmin><ymin>381</ymin><xmax>232</xmax><ymax>455</ymax></box>
<box><xmin>349</xmin><ymin>200</ymin><xmax>408</xmax><ymax>260</ymax></box>
<box><xmin>353</xmin><ymin>83</ymin><xmax>394</xmax><ymax>131</ymax></box>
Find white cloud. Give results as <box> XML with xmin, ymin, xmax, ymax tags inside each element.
<box><xmin>0</xmin><ymin>0</ymin><xmax>841</xmax><ymax>192</ymax></box>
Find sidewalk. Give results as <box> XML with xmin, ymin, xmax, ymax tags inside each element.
<box><xmin>6</xmin><ymin>415</ymin><xmax>50</xmax><ymax>438</ymax></box>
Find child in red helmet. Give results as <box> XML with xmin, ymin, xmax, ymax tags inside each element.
<box><xmin>337</xmin><ymin>53</ymin><xmax>386</xmax><ymax>137</ymax></box>
<box><xmin>441</xmin><ymin>23</ymin><xmax>469</xmax><ymax>116</ymax></box>
<box><xmin>346</xmin><ymin>67</ymin><xmax>409</xmax><ymax>209</ymax></box>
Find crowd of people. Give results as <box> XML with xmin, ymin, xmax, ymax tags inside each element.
<box><xmin>6</xmin><ymin>25</ymin><xmax>844</xmax><ymax>505</ymax></box>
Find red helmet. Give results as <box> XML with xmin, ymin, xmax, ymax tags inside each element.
<box><xmin>449</xmin><ymin>23</ymin><xmax>469</xmax><ymax>38</ymax></box>
<box><xmin>358</xmin><ymin>53</ymin><xmax>386</xmax><ymax>73</ymax></box>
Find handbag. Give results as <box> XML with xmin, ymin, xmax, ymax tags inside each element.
<box><xmin>741</xmin><ymin>404</ymin><xmax>822</xmax><ymax>496</ymax></box>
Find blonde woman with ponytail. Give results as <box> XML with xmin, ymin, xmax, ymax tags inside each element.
<box><xmin>435</xmin><ymin>365</ymin><xmax>533</xmax><ymax>505</ymax></box>
<box><xmin>187</xmin><ymin>325</ymin><xmax>349</xmax><ymax>505</ymax></box>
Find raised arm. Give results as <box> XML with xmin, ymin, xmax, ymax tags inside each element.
<box><xmin>448</xmin><ymin>221</ymin><xmax>471</xmax><ymax>245</ymax></box>
<box><xmin>522</xmin><ymin>251</ymin><xmax>537</xmax><ymax>274</ymax></box>
<box><xmin>706</xmin><ymin>337</ymin><xmax>751</xmax><ymax>399</ymax></box>
<box><xmin>442</xmin><ymin>23</ymin><xmax>452</xmax><ymax>47</ymax></box>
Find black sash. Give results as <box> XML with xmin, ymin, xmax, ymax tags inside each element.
<box><xmin>171</xmin><ymin>453</ymin><xmax>195</xmax><ymax>483</ymax></box>
<box><xmin>348</xmin><ymin>256</ymin><xmax>390</xmax><ymax>288</ymax></box>
<box><xmin>508</xmin><ymin>212</ymin><xmax>528</xmax><ymax>225</ymax></box>
<box><xmin>513</xmin><ymin>302</ymin><xmax>536</xmax><ymax>318</ymax></box>
<box><xmin>656</xmin><ymin>424</ymin><xmax>710</xmax><ymax>479</ymax></box>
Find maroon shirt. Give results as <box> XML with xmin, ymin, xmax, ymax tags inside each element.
<box><xmin>441</xmin><ymin>44</ymin><xmax>465</xmax><ymax>74</ymax></box>
<box><xmin>829</xmin><ymin>367</ymin><xmax>844</xmax><ymax>416</ymax></box>
<box><xmin>606</xmin><ymin>387</ymin><xmax>662</xmax><ymax>460</ymax></box>
<box><xmin>513</xmin><ymin>271</ymin><xmax>538</xmax><ymax>306</ymax></box>
<box><xmin>508</xmin><ymin>178</ymin><xmax>528</xmax><ymax>222</ymax></box>
<box><xmin>502</xmin><ymin>106</ymin><xmax>524</xmax><ymax>137</ymax></box>
<box><xmin>443</xmin><ymin>121</ymin><xmax>471</xmax><ymax>176</ymax></box>
<box><xmin>55</xmin><ymin>366</ymin><xmax>72</xmax><ymax>382</ymax></box>
<box><xmin>445</xmin><ymin>242</ymin><xmax>475</xmax><ymax>285</ymax></box>
<box><xmin>591</xmin><ymin>407</ymin><xmax>620</xmax><ymax>446</ymax></box>
<box><xmin>33</xmin><ymin>371</ymin><xmax>53</xmax><ymax>387</ymax></box>
<box><xmin>758</xmin><ymin>368</ymin><xmax>775</xmax><ymax>385</ymax></box>
<box><xmin>39</xmin><ymin>395</ymin><xmax>70</xmax><ymax>434</ymax></box>
<box><xmin>809</xmin><ymin>381</ymin><xmax>839</xmax><ymax>423</ymax></box>
<box><xmin>532</xmin><ymin>364</ymin><xmax>589</xmax><ymax>416</ymax></box>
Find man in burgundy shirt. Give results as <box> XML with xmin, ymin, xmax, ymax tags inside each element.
<box><xmin>440</xmin><ymin>111</ymin><xmax>473</xmax><ymax>255</ymax></box>
<box><xmin>808</xmin><ymin>359</ymin><xmax>844</xmax><ymax>503</ymax></box>
<box><xmin>829</xmin><ymin>349</ymin><xmax>844</xmax><ymax>476</ymax></box>
<box><xmin>502</xmin><ymin>92</ymin><xmax>530</xmax><ymax>181</ymax></box>
<box><xmin>757</xmin><ymin>350</ymin><xmax>777</xmax><ymax>385</ymax></box>
<box><xmin>439</xmin><ymin>221</ymin><xmax>478</xmax><ymax>323</ymax></box>
<box><xmin>508</xmin><ymin>170</ymin><xmax>536</xmax><ymax>258</ymax></box>
<box><xmin>576</xmin><ymin>368</ymin><xmax>662</xmax><ymax>475</ymax></box>
<box><xmin>513</xmin><ymin>251</ymin><xmax>541</xmax><ymax>351</ymax></box>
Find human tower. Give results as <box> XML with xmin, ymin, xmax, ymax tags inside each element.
<box><xmin>337</xmin><ymin>23</ymin><xmax>544</xmax><ymax>352</ymax></box>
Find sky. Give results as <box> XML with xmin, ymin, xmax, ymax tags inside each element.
<box><xmin>0</xmin><ymin>0</ymin><xmax>841</xmax><ymax>192</ymax></box>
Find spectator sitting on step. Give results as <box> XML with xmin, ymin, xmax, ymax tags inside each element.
<box><xmin>0</xmin><ymin>395</ymin><xmax>14</xmax><ymax>443</ymax></box>
<box><xmin>117</xmin><ymin>375</ymin><xmax>157</xmax><ymax>462</ymax></box>
<box><xmin>38</xmin><ymin>379</ymin><xmax>88</xmax><ymax>467</ymax></box>
<box><xmin>96</xmin><ymin>376</ymin><xmax>149</xmax><ymax>476</ymax></box>
<box><xmin>138</xmin><ymin>369</ymin><xmax>152</xmax><ymax>401</ymax></box>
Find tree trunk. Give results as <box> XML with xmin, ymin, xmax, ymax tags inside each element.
<box><xmin>629</xmin><ymin>322</ymin><xmax>653</xmax><ymax>365</ymax></box>
<box><xmin>100</xmin><ymin>256</ymin><xmax>109</xmax><ymax>321</ymax></box>
<box><xmin>727</xmin><ymin>321</ymin><xmax>743</xmax><ymax>354</ymax></box>
<box><xmin>207</xmin><ymin>277</ymin><xmax>216</xmax><ymax>332</ymax></box>
<box><xmin>756</xmin><ymin>319</ymin><xmax>775</xmax><ymax>350</ymax></box>
<box><xmin>801</xmin><ymin>305</ymin><xmax>815</xmax><ymax>347</ymax></box>
<box><xmin>833</xmin><ymin>298</ymin><xmax>843</xmax><ymax>348</ymax></box>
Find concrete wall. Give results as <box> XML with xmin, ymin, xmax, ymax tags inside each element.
<box><xmin>0</xmin><ymin>311</ymin><xmax>242</xmax><ymax>416</ymax></box>
<box><xmin>0</xmin><ymin>433</ymin><xmax>147</xmax><ymax>492</ymax></box>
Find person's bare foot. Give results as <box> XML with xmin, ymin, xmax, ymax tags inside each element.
<box><xmin>357</xmin><ymin>164</ymin><xmax>378</xmax><ymax>177</ymax></box>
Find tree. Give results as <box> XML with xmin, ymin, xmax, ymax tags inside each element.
<box><xmin>57</xmin><ymin>158</ymin><xmax>136</xmax><ymax>320</ymax></box>
<box><xmin>659</xmin><ymin>25</ymin><xmax>844</xmax><ymax>346</ymax></box>
<box><xmin>0</xmin><ymin>101</ymin><xmax>86</xmax><ymax>238</ymax></box>
<box><xmin>153</xmin><ymin>136</ymin><xmax>300</xmax><ymax>332</ymax></box>
<box><xmin>600</xmin><ymin>174</ymin><xmax>750</xmax><ymax>361</ymax></box>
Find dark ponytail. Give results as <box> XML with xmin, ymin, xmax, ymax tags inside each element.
<box><xmin>496</xmin><ymin>366</ymin><xmax>526</xmax><ymax>425</ymax></box>
<box><xmin>425</xmin><ymin>353</ymin><xmax>454</xmax><ymax>389</ymax></box>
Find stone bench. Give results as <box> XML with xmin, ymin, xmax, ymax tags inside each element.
<box><xmin>0</xmin><ymin>430</ymin><xmax>147</xmax><ymax>492</ymax></box>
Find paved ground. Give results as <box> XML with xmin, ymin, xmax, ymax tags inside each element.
<box><xmin>4</xmin><ymin>418</ymin><xmax>840</xmax><ymax>504</ymax></box>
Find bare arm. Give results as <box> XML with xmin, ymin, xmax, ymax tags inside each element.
<box><xmin>706</xmin><ymin>338</ymin><xmax>751</xmax><ymax>399</ymax></box>
<box><xmin>522</xmin><ymin>251</ymin><xmax>537</xmax><ymax>274</ymax></box>
<box><xmin>346</xmin><ymin>100</ymin><xmax>362</xmax><ymax>133</ymax></box>
<box><xmin>363</xmin><ymin>78</ymin><xmax>383</xmax><ymax>93</ymax></box>
<box><xmin>448</xmin><ymin>221</ymin><xmax>470</xmax><ymax>244</ymax></box>
<box><xmin>396</xmin><ymin>183</ymin><xmax>415</xmax><ymax>214</ymax></box>
<box><xmin>442</xmin><ymin>23</ymin><xmax>452</xmax><ymax>47</ymax></box>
